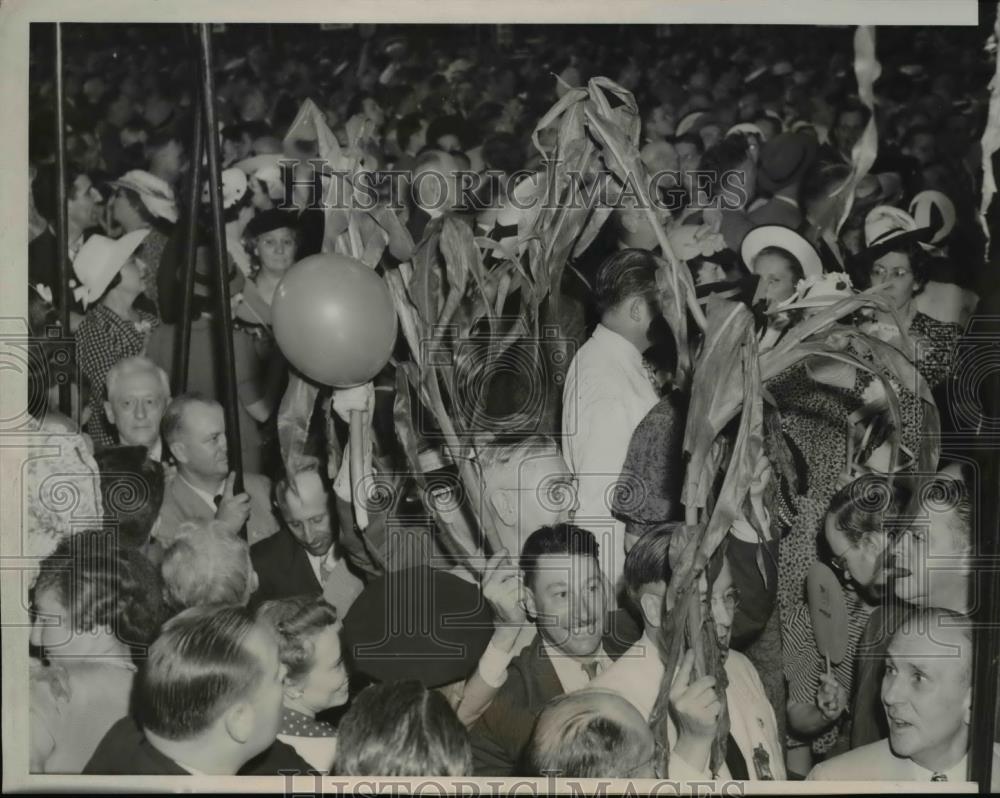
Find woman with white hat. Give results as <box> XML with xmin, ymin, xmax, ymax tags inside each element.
<box><xmin>852</xmin><ymin>205</ymin><xmax>963</xmax><ymax>464</ymax></box>
<box><xmin>109</xmin><ymin>169</ymin><xmax>179</xmax><ymax>320</ymax></box>
<box><xmin>740</xmin><ymin>224</ymin><xmax>823</xmax><ymax>350</ymax></box>
<box><xmin>73</xmin><ymin>228</ymin><xmax>159</xmax><ymax>448</ymax></box>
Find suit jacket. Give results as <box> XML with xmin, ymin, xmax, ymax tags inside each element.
<box><xmin>249</xmin><ymin>526</ymin><xmax>365</xmax><ymax>619</ymax></box>
<box><xmin>470</xmin><ymin>611</ymin><xmax>641</xmax><ymax>777</ymax></box>
<box><xmin>470</xmin><ymin>634</ymin><xmax>563</xmax><ymax>777</ymax></box>
<box><xmin>154</xmin><ymin>471</ymin><xmax>279</xmax><ymax>547</ymax></box>
<box><xmin>85</xmin><ymin>716</ymin><xmax>313</xmax><ymax>775</ymax></box>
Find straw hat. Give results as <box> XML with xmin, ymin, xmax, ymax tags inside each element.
<box><xmin>110</xmin><ymin>170</ymin><xmax>179</xmax><ymax>223</ymax></box>
<box><xmin>908</xmin><ymin>190</ymin><xmax>956</xmax><ymax>245</ymax></box>
<box><xmin>72</xmin><ymin>229</ymin><xmax>150</xmax><ymax>308</ymax></box>
<box><xmin>862</xmin><ymin>205</ymin><xmax>934</xmax><ymax>260</ymax></box>
<box><xmin>741</xmin><ymin>225</ymin><xmax>823</xmax><ymax>279</ymax></box>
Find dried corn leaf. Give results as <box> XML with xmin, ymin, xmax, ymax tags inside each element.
<box><xmin>408</xmin><ymin>225</ymin><xmax>444</xmax><ymax>328</ymax></box>
<box><xmin>277</xmin><ymin>371</ymin><xmax>320</xmax><ymax>480</ymax></box>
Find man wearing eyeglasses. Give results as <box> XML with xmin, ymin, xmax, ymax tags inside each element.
<box><xmin>589</xmin><ymin>524</ymin><xmax>784</xmax><ymax>781</ymax></box>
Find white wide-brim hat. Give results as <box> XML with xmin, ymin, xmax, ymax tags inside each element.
<box><xmin>909</xmin><ymin>190</ymin><xmax>956</xmax><ymax>246</ymax></box>
<box><xmin>72</xmin><ymin>229</ymin><xmax>151</xmax><ymax>308</ymax></box>
<box><xmin>110</xmin><ymin>169</ymin><xmax>179</xmax><ymax>224</ymax></box>
<box><xmin>741</xmin><ymin>224</ymin><xmax>823</xmax><ymax>279</ymax></box>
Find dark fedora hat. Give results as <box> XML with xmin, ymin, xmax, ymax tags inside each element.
<box><xmin>757</xmin><ymin>132</ymin><xmax>819</xmax><ymax>195</ymax></box>
<box><xmin>342</xmin><ymin>565</ymin><xmax>495</xmax><ymax>689</ymax></box>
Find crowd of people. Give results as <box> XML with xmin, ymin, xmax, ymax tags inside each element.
<box><xmin>23</xmin><ymin>20</ymin><xmax>999</xmax><ymax>784</ymax></box>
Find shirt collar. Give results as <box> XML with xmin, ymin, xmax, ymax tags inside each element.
<box><xmin>910</xmin><ymin>753</ymin><xmax>969</xmax><ymax>782</ymax></box>
<box><xmin>591</xmin><ymin>323</ymin><xmax>645</xmax><ymax>365</ymax></box>
<box><xmin>542</xmin><ymin>638</ymin><xmax>611</xmax><ymax>692</ymax></box>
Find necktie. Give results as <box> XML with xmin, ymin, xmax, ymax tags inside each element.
<box><xmin>319</xmin><ymin>551</ymin><xmax>337</xmax><ymax>584</ymax></box>
<box><xmin>931</xmin><ymin>773</ymin><xmax>948</xmax><ymax>782</ymax></box>
<box><xmin>724</xmin><ymin>732</ymin><xmax>749</xmax><ymax>780</ymax></box>
<box><xmin>581</xmin><ymin>659</ymin><xmax>601</xmax><ymax>680</ymax></box>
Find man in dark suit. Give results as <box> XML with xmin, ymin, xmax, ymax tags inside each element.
<box><xmin>85</xmin><ymin>605</ymin><xmax>311</xmax><ymax>776</ymax></box>
<box><xmin>250</xmin><ymin>459</ymin><xmax>365</xmax><ymax>619</ymax></box>
<box><xmin>470</xmin><ymin>524</ymin><xmax>638</xmax><ymax>776</ymax></box>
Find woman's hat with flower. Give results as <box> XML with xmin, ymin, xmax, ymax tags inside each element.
<box><xmin>201</xmin><ymin>167</ymin><xmax>250</xmax><ymax>210</ymax></box>
<box><xmin>780</xmin><ymin>271</ymin><xmax>855</xmax><ymax>311</ymax></box>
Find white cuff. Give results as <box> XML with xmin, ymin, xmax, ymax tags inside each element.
<box><xmin>477</xmin><ymin>640</ymin><xmax>514</xmax><ymax>689</ymax></box>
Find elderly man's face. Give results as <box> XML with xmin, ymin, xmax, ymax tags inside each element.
<box><xmin>106</xmin><ymin>370</ymin><xmax>168</xmax><ymax>448</ymax></box>
<box><xmin>282</xmin><ymin>471</ymin><xmax>335</xmax><ymax>557</ymax></box>
<box><xmin>881</xmin><ymin>625</ymin><xmax>971</xmax><ymax>771</ymax></box>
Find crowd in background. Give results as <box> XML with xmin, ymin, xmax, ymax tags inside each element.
<box><xmin>22</xmin><ymin>21</ymin><xmax>999</xmax><ymax>784</ymax></box>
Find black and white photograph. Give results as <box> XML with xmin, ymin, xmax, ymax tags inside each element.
<box><xmin>2</xmin><ymin>0</ymin><xmax>999</xmax><ymax>793</ymax></box>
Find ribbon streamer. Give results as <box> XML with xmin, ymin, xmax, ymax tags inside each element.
<box><xmin>979</xmin><ymin>9</ymin><xmax>1000</xmax><ymax>254</ymax></box>
<box><xmin>831</xmin><ymin>26</ymin><xmax>881</xmax><ymax>236</ymax></box>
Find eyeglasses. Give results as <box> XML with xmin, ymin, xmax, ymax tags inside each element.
<box><xmin>871</xmin><ymin>264</ymin><xmax>913</xmax><ymax>280</ymax></box>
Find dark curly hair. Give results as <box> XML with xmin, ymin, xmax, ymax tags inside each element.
<box><xmin>33</xmin><ymin>529</ymin><xmax>167</xmax><ymax>660</ymax></box>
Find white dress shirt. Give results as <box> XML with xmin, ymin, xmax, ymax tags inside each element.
<box><xmin>542</xmin><ymin>639</ymin><xmax>612</xmax><ymax>694</ymax></box>
<box><xmin>590</xmin><ymin>632</ymin><xmax>785</xmax><ymax>781</ymax></box>
<box><xmin>561</xmin><ymin>324</ymin><xmax>659</xmax><ymax>587</ymax></box>
<box><xmin>306</xmin><ymin>547</ymin><xmax>342</xmax><ymax>585</ymax></box>
<box><xmin>809</xmin><ymin>739</ymin><xmax>1000</xmax><ymax>785</ymax></box>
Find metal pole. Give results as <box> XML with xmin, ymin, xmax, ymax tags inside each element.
<box><xmin>197</xmin><ymin>23</ymin><xmax>244</xmax><ymax>495</ymax></box>
<box><xmin>173</xmin><ymin>25</ymin><xmax>204</xmax><ymax>396</ymax></box>
<box><xmin>970</xmin><ymin>291</ymin><xmax>1000</xmax><ymax>791</ymax></box>
<box><xmin>53</xmin><ymin>23</ymin><xmax>71</xmax><ymax>417</ymax></box>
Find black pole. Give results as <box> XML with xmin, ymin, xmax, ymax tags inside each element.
<box><xmin>970</xmin><ymin>293</ymin><xmax>1000</xmax><ymax>790</ymax></box>
<box><xmin>173</xmin><ymin>25</ymin><xmax>204</xmax><ymax>396</ymax></box>
<box><xmin>198</xmin><ymin>23</ymin><xmax>244</xmax><ymax>495</ymax></box>
<box><xmin>53</xmin><ymin>23</ymin><xmax>71</xmax><ymax>417</ymax></box>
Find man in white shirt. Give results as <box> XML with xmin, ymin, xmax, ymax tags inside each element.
<box><xmin>561</xmin><ymin>249</ymin><xmax>664</xmax><ymax>592</ymax></box>
<box><xmin>589</xmin><ymin>524</ymin><xmax>785</xmax><ymax>781</ymax></box>
<box><xmin>104</xmin><ymin>356</ymin><xmax>170</xmax><ymax>460</ymax></box>
<box><xmin>809</xmin><ymin>608</ymin><xmax>1000</xmax><ymax>787</ymax></box>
